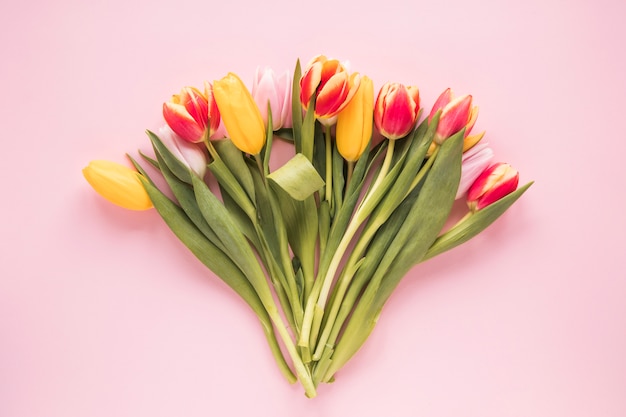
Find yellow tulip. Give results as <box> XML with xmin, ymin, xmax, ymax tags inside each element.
<box><xmin>213</xmin><ymin>72</ymin><xmax>266</xmax><ymax>155</ymax></box>
<box><xmin>335</xmin><ymin>75</ymin><xmax>373</xmax><ymax>162</ymax></box>
<box><xmin>83</xmin><ymin>160</ymin><xmax>153</xmax><ymax>210</ymax></box>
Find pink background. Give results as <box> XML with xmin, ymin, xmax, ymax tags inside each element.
<box><xmin>2</xmin><ymin>0</ymin><xmax>625</xmax><ymax>415</ymax></box>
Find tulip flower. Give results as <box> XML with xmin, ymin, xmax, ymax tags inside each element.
<box><xmin>299</xmin><ymin>55</ymin><xmax>361</xmax><ymax>126</ymax></box>
<box><xmin>252</xmin><ymin>66</ymin><xmax>292</xmax><ymax>130</ymax></box>
<box><xmin>83</xmin><ymin>160</ymin><xmax>153</xmax><ymax>210</ymax></box>
<box><xmin>374</xmin><ymin>82</ymin><xmax>420</xmax><ymax>140</ymax></box>
<box><xmin>428</xmin><ymin>88</ymin><xmax>479</xmax><ymax>145</ymax></box>
<box><xmin>467</xmin><ymin>162</ymin><xmax>519</xmax><ymax>211</ymax></box>
<box><xmin>336</xmin><ymin>76</ymin><xmax>374</xmax><ymax>162</ymax></box>
<box><xmin>213</xmin><ymin>72</ymin><xmax>266</xmax><ymax>155</ymax></box>
<box><xmin>158</xmin><ymin>125</ymin><xmax>208</xmax><ymax>178</ymax></box>
<box><xmin>456</xmin><ymin>142</ymin><xmax>494</xmax><ymax>199</ymax></box>
<box><xmin>210</xmin><ymin>119</ymin><xmax>228</xmax><ymax>140</ymax></box>
<box><xmin>163</xmin><ymin>84</ymin><xmax>220</xmax><ymax>143</ymax></box>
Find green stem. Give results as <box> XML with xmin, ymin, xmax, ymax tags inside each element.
<box><xmin>300</xmin><ymin>139</ymin><xmax>396</xmax><ymax>355</ymax></box>
<box><xmin>324</xmin><ymin>125</ymin><xmax>333</xmax><ymax>204</ymax></box>
<box><xmin>267</xmin><ymin>306</ymin><xmax>317</xmax><ymax>397</ymax></box>
<box><xmin>313</xmin><ymin>142</ymin><xmax>440</xmax><ymax>359</ymax></box>
<box><xmin>254</xmin><ymin>153</ymin><xmax>267</xmax><ymax>186</ymax></box>
<box><xmin>406</xmin><ymin>145</ymin><xmax>438</xmax><ymax>196</ymax></box>
<box><xmin>346</xmin><ymin>160</ymin><xmax>354</xmax><ymax>190</ymax></box>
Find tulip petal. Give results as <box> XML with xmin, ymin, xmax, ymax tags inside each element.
<box><xmin>163</xmin><ymin>102</ymin><xmax>205</xmax><ymax>143</ymax></box>
<box><xmin>316</xmin><ymin>71</ymin><xmax>350</xmax><ymax>118</ymax></box>
<box><xmin>158</xmin><ymin>125</ymin><xmax>208</xmax><ymax>178</ymax></box>
<box><xmin>300</xmin><ymin>59</ymin><xmax>324</xmax><ymax>108</ymax></box>
<box><xmin>214</xmin><ymin>72</ymin><xmax>266</xmax><ymax>155</ymax></box>
<box><xmin>374</xmin><ymin>82</ymin><xmax>419</xmax><ymax>140</ymax></box>
<box><xmin>456</xmin><ymin>142</ymin><xmax>494</xmax><ymax>199</ymax></box>
<box><xmin>83</xmin><ymin>160</ymin><xmax>153</xmax><ymax>210</ymax></box>
<box><xmin>278</xmin><ymin>71</ymin><xmax>293</xmax><ymax>129</ymax></box>
<box><xmin>467</xmin><ymin>162</ymin><xmax>519</xmax><ymax>210</ymax></box>
<box><xmin>428</xmin><ymin>88</ymin><xmax>453</xmax><ymax>121</ymax></box>
<box><xmin>379</xmin><ymin>87</ymin><xmax>417</xmax><ymax>139</ymax></box>
<box><xmin>436</xmin><ymin>95</ymin><xmax>473</xmax><ymax>142</ymax></box>
<box><xmin>336</xmin><ymin>76</ymin><xmax>373</xmax><ymax>161</ymax></box>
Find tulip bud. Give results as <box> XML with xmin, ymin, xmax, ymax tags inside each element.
<box><xmin>252</xmin><ymin>66</ymin><xmax>293</xmax><ymax>130</ymax></box>
<box><xmin>158</xmin><ymin>125</ymin><xmax>208</xmax><ymax>178</ymax></box>
<box><xmin>456</xmin><ymin>142</ymin><xmax>494</xmax><ymax>199</ymax></box>
<box><xmin>213</xmin><ymin>72</ymin><xmax>266</xmax><ymax>155</ymax></box>
<box><xmin>429</xmin><ymin>88</ymin><xmax>479</xmax><ymax>145</ymax></box>
<box><xmin>467</xmin><ymin>162</ymin><xmax>519</xmax><ymax>211</ymax></box>
<box><xmin>83</xmin><ymin>160</ymin><xmax>153</xmax><ymax>211</ymax></box>
<box><xmin>163</xmin><ymin>86</ymin><xmax>218</xmax><ymax>143</ymax></box>
<box><xmin>336</xmin><ymin>76</ymin><xmax>374</xmax><ymax>162</ymax></box>
<box><xmin>374</xmin><ymin>82</ymin><xmax>420</xmax><ymax>140</ymax></box>
<box><xmin>300</xmin><ymin>55</ymin><xmax>361</xmax><ymax>126</ymax></box>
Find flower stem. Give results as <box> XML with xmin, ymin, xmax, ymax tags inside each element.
<box><xmin>324</xmin><ymin>125</ymin><xmax>333</xmax><ymax>204</ymax></box>
<box><xmin>267</xmin><ymin>306</ymin><xmax>317</xmax><ymax>397</ymax></box>
<box><xmin>346</xmin><ymin>160</ymin><xmax>354</xmax><ymax>189</ymax></box>
<box><xmin>254</xmin><ymin>153</ymin><xmax>267</xmax><ymax>186</ymax></box>
<box><xmin>300</xmin><ymin>139</ymin><xmax>396</xmax><ymax>354</ymax></box>
<box><xmin>406</xmin><ymin>144</ymin><xmax>438</xmax><ymax>196</ymax></box>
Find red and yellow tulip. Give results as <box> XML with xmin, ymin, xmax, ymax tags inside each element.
<box><xmin>162</xmin><ymin>84</ymin><xmax>220</xmax><ymax>143</ymax></box>
<box><xmin>428</xmin><ymin>88</ymin><xmax>480</xmax><ymax>146</ymax></box>
<box><xmin>374</xmin><ymin>82</ymin><xmax>420</xmax><ymax>140</ymax></box>
<box><xmin>299</xmin><ymin>55</ymin><xmax>361</xmax><ymax>126</ymax></box>
<box><xmin>467</xmin><ymin>162</ymin><xmax>519</xmax><ymax>211</ymax></box>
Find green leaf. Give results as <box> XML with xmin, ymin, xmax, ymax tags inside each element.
<box><xmin>147</xmin><ymin>130</ymin><xmax>193</xmax><ymax>184</ymax></box>
<box><xmin>291</xmin><ymin>59</ymin><xmax>303</xmax><ymax>153</ymax></box>
<box><xmin>423</xmin><ymin>181</ymin><xmax>534</xmax><ymax>261</ymax></box>
<box><xmin>152</xmin><ymin>149</ymin><xmax>229</xmax><ymax>255</ymax></box>
<box><xmin>208</xmin><ymin>155</ymin><xmax>256</xmax><ymax>220</ymax></box>
<box><xmin>138</xmin><ymin>176</ymin><xmax>295</xmax><ymax>383</ymax></box>
<box><xmin>301</xmin><ymin>95</ymin><xmax>317</xmax><ymax>162</ymax></box>
<box><xmin>374</xmin><ymin>132</ymin><xmax>463</xmax><ymax>302</ymax></box>
<box><xmin>190</xmin><ymin>174</ymin><xmax>268</xmax><ymax>288</ymax></box>
<box><xmin>267</xmin><ymin>153</ymin><xmax>325</xmax><ymax>201</ymax></box>
<box><xmin>212</xmin><ymin>139</ymin><xmax>255</xmax><ymax>202</ymax></box>
<box><xmin>332</xmin><ymin>144</ymin><xmax>345</xmax><ymax>212</ymax></box>
<box><xmin>262</xmin><ymin>104</ymin><xmax>274</xmax><ymax>176</ymax></box>
<box><xmin>324</xmin><ymin>132</ymin><xmax>464</xmax><ymax>379</ymax></box>
<box><xmin>270</xmin><ymin>189</ymin><xmax>319</xmax><ymax>302</ymax></box>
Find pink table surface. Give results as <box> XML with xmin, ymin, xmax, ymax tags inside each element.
<box><xmin>2</xmin><ymin>0</ymin><xmax>625</xmax><ymax>415</ymax></box>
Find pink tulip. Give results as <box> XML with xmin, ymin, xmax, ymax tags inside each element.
<box><xmin>252</xmin><ymin>66</ymin><xmax>292</xmax><ymax>130</ymax></box>
<box><xmin>158</xmin><ymin>125</ymin><xmax>208</xmax><ymax>178</ymax></box>
<box><xmin>467</xmin><ymin>162</ymin><xmax>519</xmax><ymax>211</ymax></box>
<box><xmin>374</xmin><ymin>82</ymin><xmax>420</xmax><ymax>140</ymax></box>
<box><xmin>428</xmin><ymin>88</ymin><xmax>478</xmax><ymax>144</ymax></box>
<box><xmin>300</xmin><ymin>55</ymin><xmax>361</xmax><ymax>126</ymax></box>
<box><xmin>456</xmin><ymin>142</ymin><xmax>494</xmax><ymax>199</ymax></box>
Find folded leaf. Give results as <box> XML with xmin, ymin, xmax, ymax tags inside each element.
<box><xmin>268</xmin><ymin>153</ymin><xmax>324</xmax><ymax>201</ymax></box>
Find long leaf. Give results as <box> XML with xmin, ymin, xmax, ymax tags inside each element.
<box><xmin>138</xmin><ymin>176</ymin><xmax>295</xmax><ymax>383</ymax></box>
<box><xmin>324</xmin><ymin>132</ymin><xmax>464</xmax><ymax>379</ymax></box>
<box><xmin>423</xmin><ymin>182</ymin><xmax>534</xmax><ymax>260</ymax></box>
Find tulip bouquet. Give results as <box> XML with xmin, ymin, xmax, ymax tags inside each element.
<box><xmin>83</xmin><ymin>55</ymin><xmax>532</xmax><ymax>398</ymax></box>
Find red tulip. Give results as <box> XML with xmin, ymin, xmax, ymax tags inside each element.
<box><xmin>467</xmin><ymin>162</ymin><xmax>519</xmax><ymax>211</ymax></box>
<box><xmin>163</xmin><ymin>84</ymin><xmax>220</xmax><ymax>143</ymax></box>
<box><xmin>428</xmin><ymin>88</ymin><xmax>478</xmax><ymax>144</ymax></box>
<box><xmin>374</xmin><ymin>82</ymin><xmax>420</xmax><ymax>140</ymax></box>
